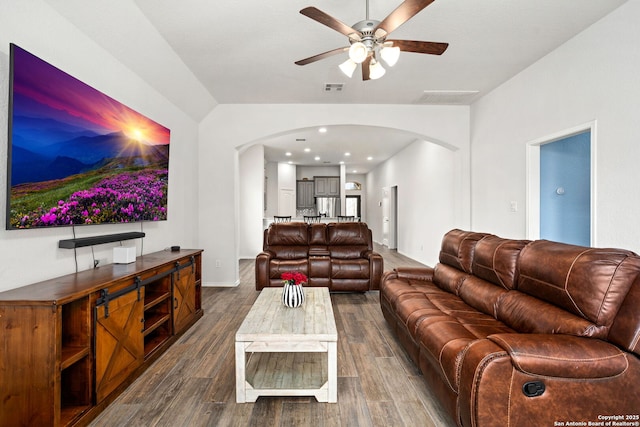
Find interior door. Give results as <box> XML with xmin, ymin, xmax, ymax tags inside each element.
<box><xmin>381</xmin><ymin>187</ymin><xmax>390</xmax><ymax>246</ymax></box>
<box><xmin>95</xmin><ymin>287</ymin><xmax>144</xmax><ymax>402</ymax></box>
<box><xmin>173</xmin><ymin>263</ymin><xmax>196</xmax><ymax>334</ymax></box>
<box><xmin>389</xmin><ymin>186</ymin><xmax>398</xmax><ymax>249</ymax></box>
<box><xmin>540</xmin><ymin>131</ymin><xmax>591</xmax><ymax>246</ymax></box>
<box><xmin>527</xmin><ymin>124</ymin><xmax>595</xmax><ymax>245</ymax></box>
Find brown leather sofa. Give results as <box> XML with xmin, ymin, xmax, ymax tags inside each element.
<box><xmin>256</xmin><ymin>222</ymin><xmax>383</xmax><ymax>291</ymax></box>
<box><xmin>380</xmin><ymin>229</ymin><xmax>640</xmax><ymax>427</ymax></box>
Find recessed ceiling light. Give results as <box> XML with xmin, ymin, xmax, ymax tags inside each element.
<box><xmin>314</xmin><ymin>156</ymin><xmax>320</xmax><ymax>161</ymax></box>
<box><xmin>288</xmin><ymin>161</ymin><xmax>293</xmax><ymax>164</ymax></box>
<box><xmin>304</xmin><ymin>148</ymin><xmax>311</xmax><ymax>152</ymax></box>
<box><xmin>285</xmin><ymin>152</ymin><xmax>292</xmax><ymax>156</ymax></box>
<box><xmin>339</xmin><ymin>161</ymin><xmax>344</xmax><ymax>164</ymax></box>
<box><xmin>318</xmin><ymin>127</ymin><xmax>327</xmax><ymax>133</ymax></box>
<box><xmin>352</xmin><ymin>170</ymin><xmax>357</xmax><ymax>173</ymax></box>
<box><xmin>344</xmin><ymin>152</ymin><xmax>351</xmax><ymax>156</ymax></box>
<box><xmin>367</xmin><ymin>156</ymin><xmax>373</xmax><ymax>160</ymax></box>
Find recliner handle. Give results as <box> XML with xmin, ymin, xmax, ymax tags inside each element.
<box><xmin>522</xmin><ymin>381</ymin><xmax>545</xmax><ymax>397</ymax></box>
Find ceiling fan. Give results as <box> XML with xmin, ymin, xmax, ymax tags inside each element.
<box><xmin>295</xmin><ymin>0</ymin><xmax>449</xmax><ymax>80</ymax></box>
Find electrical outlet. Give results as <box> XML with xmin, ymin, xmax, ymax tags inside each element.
<box><xmin>215</xmin><ymin>259</ymin><xmax>221</xmax><ymax>268</ymax></box>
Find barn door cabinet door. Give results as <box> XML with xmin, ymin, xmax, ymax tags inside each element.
<box><xmin>173</xmin><ymin>257</ymin><xmax>198</xmax><ymax>334</ymax></box>
<box><xmin>94</xmin><ymin>285</ymin><xmax>144</xmax><ymax>403</ymax></box>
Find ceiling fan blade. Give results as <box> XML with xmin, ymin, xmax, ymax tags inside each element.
<box><xmin>361</xmin><ymin>56</ymin><xmax>372</xmax><ymax>81</ymax></box>
<box><xmin>375</xmin><ymin>0</ymin><xmax>435</xmax><ymax>38</ymax></box>
<box><xmin>300</xmin><ymin>7</ymin><xmax>361</xmax><ymax>40</ymax></box>
<box><xmin>387</xmin><ymin>39</ymin><xmax>448</xmax><ymax>55</ymax></box>
<box><xmin>295</xmin><ymin>47</ymin><xmax>348</xmax><ymax>66</ymax></box>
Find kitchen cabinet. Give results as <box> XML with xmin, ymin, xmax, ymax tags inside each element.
<box><xmin>314</xmin><ymin>176</ymin><xmax>340</xmax><ymax>197</ymax></box>
<box><xmin>296</xmin><ymin>180</ymin><xmax>315</xmax><ymax>208</ymax></box>
<box><xmin>0</xmin><ymin>249</ymin><xmax>203</xmax><ymax>426</ymax></box>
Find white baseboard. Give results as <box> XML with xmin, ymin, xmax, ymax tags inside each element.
<box><xmin>202</xmin><ymin>280</ymin><xmax>240</xmax><ymax>288</ymax></box>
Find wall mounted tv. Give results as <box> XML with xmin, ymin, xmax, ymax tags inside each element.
<box><xmin>6</xmin><ymin>43</ymin><xmax>170</xmax><ymax>230</ymax></box>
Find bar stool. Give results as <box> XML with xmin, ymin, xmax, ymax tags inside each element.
<box><xmin>273</xmin><ymin>216</ymin><xmax>292</xmax><ymax>223</ymax></box>
<box><xmin>304</xmin><ymin>215</ymin><xmax>321</xmax><ymax>224</ymax></box>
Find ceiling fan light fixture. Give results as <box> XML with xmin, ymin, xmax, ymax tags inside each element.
<box><xmin>339</xmin><ymin>59</ymin><xmax>357</xmax><ymax>78</ymax></box>
<box><xmin>380</xmin><ymin>45</ymin><xmax>400</xmax><ymax>67</ymax></box>
<box><xmin>369</xmin><ymin>58</ymin><xmax>386</xmax><ymax>80</ymax></box>
<box><xmin>348</xmin><ymin>42</ymin><xmax>368</xmax><ymax>64</ymax></box>
<box><xmin>296</xmin><ymin>2</ymin><xmax>448</xmax><ymax>81</ymax></box>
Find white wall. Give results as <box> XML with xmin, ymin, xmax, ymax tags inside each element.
<box><xmin>0</xmin><ymin>1</ymin><xmax>200</xmax><ymax>292</ymax></box>
<box><xmin>238</xmin><ymin>144</ymin><xmax>263</xmax><ymax>260</ymax></box>
<box><xmin>367</xmin><ymin>139</ymin><xmax>465</xmax><ymax>266</ymax></box>
<box><xmin>470</xmin><ymin>0</ymin><xmax>640</xmax><ymax>252</ymax></box>
<box><xmin>200</xmin><ymin>104</ymin><xmax>470</xmax><ymax>286</ymax></box>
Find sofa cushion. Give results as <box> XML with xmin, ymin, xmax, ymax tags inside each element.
<box><xmin>265</xmin><ymin>223</ymin><xmax>309</xmax><ymax>259</ymax></box>
<box><xmin>497</xmin><ymin>291</ymin><xmax>605</xmax><ymax>337</ymax></box>
<box><xmin>268</xmin><ymin>259</ymin><xmax>309</xmax><ymax>279</ymax></box>
<box><xmin>439</xmin><ymin>229</ymin><xmax>490</xmax><ymax>273</ymax></box>
<box><xmin>327</xmin><ymin>222</ymin><xmax>371</xmax><ymax>259</ymax></box>
<box><xmin>517</xmin><ymin>240</ymin><xmax>640</xmax><ymax>328</ymax></box>
<box><xmin>458</xmin><ymin>275</ymin><xmax>508</xmax><ymax>318</ymax></box>
<box><xmin>309</xmin><ymin>223</ymin><xmax>327</xmax><ymax>246</ymax></box>
<box><xmin>608</xmin><ymin>275</ymin><xmax>640</xmax><ymax>355</ymax></box>
<box><xmin>331</xmin><ymin>259</ymin><xmax>369</xmax><ymax>279</ymax></box>
<box><xmin>414</xmin><ymin>290</ymin><xmax>515</xmax><ymax>392</ymax></box>
<box><xmin>471</xmin><ymin>236</ymin><xmax>529</xmax><ymax>290</ymax></box>
<box><xmin>433</xmin><ymin>263</ymin><xmax>469</xmax><ymax>295</ymax></box>
<box><xmin>267</xmin><ymin>222</ymin><xmax>309</xmax><ymax>245</ymax></box>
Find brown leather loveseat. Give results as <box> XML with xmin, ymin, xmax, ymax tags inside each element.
<box><xmin>256</xmin><ymin>222</ymin><xmax>383</xmax><ymax>291</ymax></box>
<box><xmin>380</xmin><ymin>229</ymin><xmax>640</xmax><ymax>427</ymax></box>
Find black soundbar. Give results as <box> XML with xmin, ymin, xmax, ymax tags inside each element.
<box><xmin>58</xmin><ymin>232</ymin><xmax>146</xmax><ymax>249</ymax></box>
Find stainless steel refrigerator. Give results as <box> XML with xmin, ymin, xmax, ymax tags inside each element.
<box><xmin>316</xmin><ymin>197</ymin><xmax>340</xmax><ymax>218</ymax></box>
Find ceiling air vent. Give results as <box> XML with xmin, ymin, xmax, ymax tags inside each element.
<box><xmin>416</xmin><ymin>90</ymin><xmax>480</xmax><ymax>105</ymax></box>
<box><xmin>324</xmin><ymin>83</ymin><xmax>344</xmax><ymax>92</ymax></box>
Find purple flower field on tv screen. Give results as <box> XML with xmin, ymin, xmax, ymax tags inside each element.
<box><xmin>13</xmin><ymin>170</ymin><xmax>168</xmax><ymax>228</ymax></box>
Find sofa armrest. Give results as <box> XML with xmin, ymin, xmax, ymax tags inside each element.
<box><xmin>488</xmin><ymin>333</ymin><xmax>629</xmax><ymax>379</ymax></box>
<box><xmin>255</xmin><ymin>251</ymin><xmax>273</xmax><ymax>290</ymax></box>
<box><xmin>459</xmin><ymin>335</ymin><xmax>640</xmax><ymax>427</ymax></box>
<box><xmin>394</xmin><ymin>267</ymin><xmax>435</xmax><ymax>282</ymax></box>
<box><xmin>366</xmin><ymin>251</ymin><xmax>384</xmax><ymax>290</ymax></box>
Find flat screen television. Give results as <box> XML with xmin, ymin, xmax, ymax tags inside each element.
<box><xmin>6</xmin><ymin>43</ymin><xmax>170</xmax><ymax>230</ymax></box>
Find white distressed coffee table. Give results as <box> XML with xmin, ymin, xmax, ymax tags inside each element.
<box><xmin>235</xmin><ymin>287</ymin><xmax>338</xmax><ymax>403</ymax></box>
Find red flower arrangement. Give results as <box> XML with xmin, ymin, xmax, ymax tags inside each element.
<box><xmin>281</xmin><ymin>271</ymin><xmax>308</xmax><ymax>286</ymax></box>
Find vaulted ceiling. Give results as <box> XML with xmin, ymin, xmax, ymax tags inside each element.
<box><xmin>46</xmin><ymin>0</ymin><xmax>628</xmax><ymax>172</ymax></box>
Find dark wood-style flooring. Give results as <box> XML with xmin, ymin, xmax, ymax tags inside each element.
<box><xmin>90</xmin><ymin>244</ymin><xmax>456</xmax><ymax>427</ymax></box>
